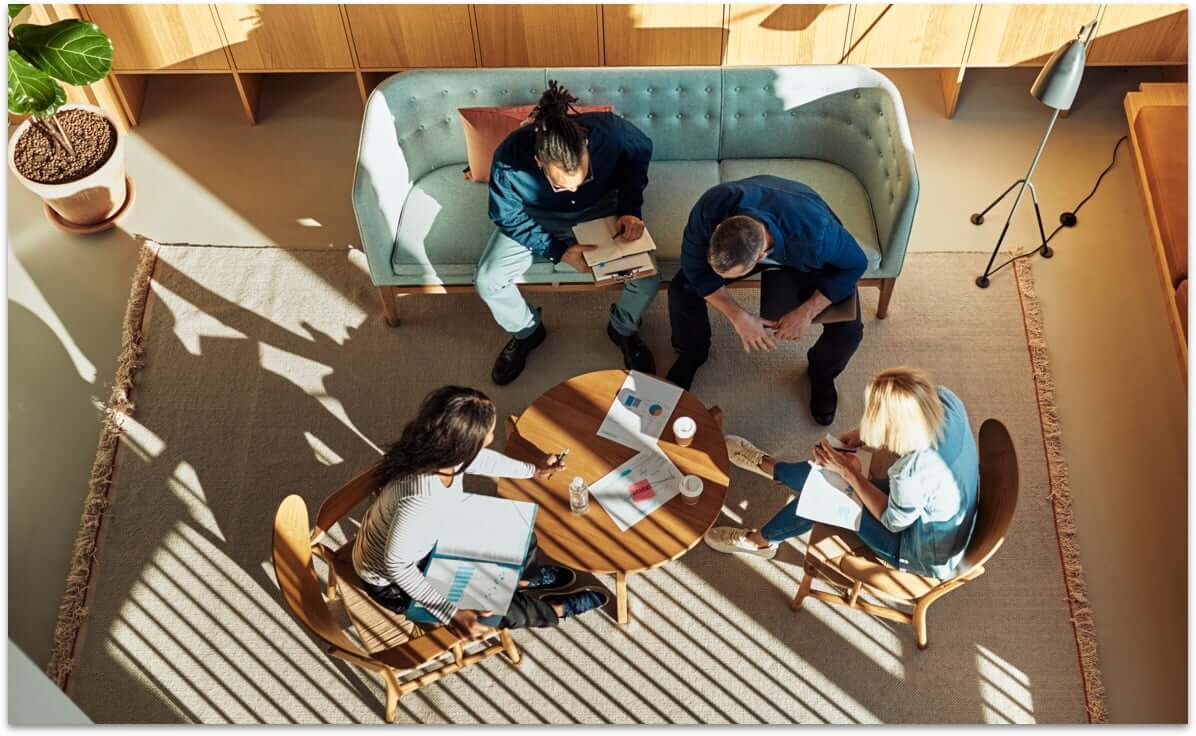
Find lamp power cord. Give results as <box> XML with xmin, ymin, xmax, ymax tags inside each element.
<box><xmin>978</xmin><ymin>134</ymin><xmax>1129</xmax><ymax>279</ymax></box>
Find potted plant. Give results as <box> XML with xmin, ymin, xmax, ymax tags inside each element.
<box><xmin>7</xmin><ymin>4</ymin><xmax>130</xmax><ymax>233</ymax></box>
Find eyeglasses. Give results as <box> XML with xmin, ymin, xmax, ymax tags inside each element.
<box><xmin>546</xmin><ymin>166</ymin><xmax>593</xmax><ymax>193</ymax></box>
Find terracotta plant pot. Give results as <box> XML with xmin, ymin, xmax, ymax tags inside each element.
<box><xmin>7</xmin><ymin>103</ymin><xmax>131</xmax><ymax>233</ymax></box>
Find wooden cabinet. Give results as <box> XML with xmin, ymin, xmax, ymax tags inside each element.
<box><xmin>724</xmin><ymin>4</ymin><xmax>851</xmax><ymax>65</ymax></box>
<box><xmin>474</xmin><ymin>5</ymin><xmax>602</xmax><ymax>66</ymax></box>
<box><xmin>85</xmin><ymin>4</ymin><xmax>229</xmax><ymax>71</ymax></box>
<box><xmin>968</xmin><ymin>4</ymin><xmax>1102</xmax><ymax>66</ymax></box>
<box><xmin>1089</xmin><ymin>4</ymin><xmax>1187</xmax><ymax>65</ymax></box>
<box><xmin>215</xmin><ymin>4</ymin><xmax>354</xmax><ymax>70</ymax></box>
<box><xmin>602</xmin><ymin>4</ymin><xmax>726</xmax><ymax>66</ymax></box>
<box><xmin>345</xmin><ymin>5</ymin><xmax>476</xmax><ymax>69</ymax></box>
<box><xmin>846</xmin><ymin>4</ymin><xmax>978</xmax><ymax>66</ymax></box>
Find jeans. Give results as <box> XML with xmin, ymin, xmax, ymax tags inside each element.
<box><xmin>362</xmin><ymin>537</ymin><xmax>561</xmax><ymax>629</ymax></box>
<box><xmin>667</xmin><ymin>266</ymin><xmax>863</xmax><ymax>385</ymax></box>
<box><xmin>476</xmin><ymin>194</ymin><xmax>661</xmax><ymax>339</ymax></box>
<box><xmin>759</xmin><ymin>461</ymin><xmax>901</xmax><ymax>567</ymax></box>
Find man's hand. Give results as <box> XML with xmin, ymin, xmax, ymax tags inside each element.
<box><xmin>560</xmin><ymin>244</ymin><xmax>597</xmax><ymax>274</ymax></box>
<box><xmin>837</xmin><ymin>428</ymin><xmax>863</xmax><ymax>449</ymax></box>
<box><xmin>774</xmin><ymin>304</ymin><xmax>814</xmax><ymax>341</ymax></box>
<box><xmin>732</xmin><ymin>312</ymin><xmax>778</xmax><ymax>353</ymax></box>
<box><xmin>613</xmin><ymin>215</ymin><xmax>645</xmax><ymax>241</ymax></box>
<box><xmin>534</xmin><ymin>452</ymin><xmax>565</xmax><ymax>479</ymax></box>
<box><xmin>449</xmin><ymin>609</ymin><xmax>494</xmax><ymax>639</ymax></box>
<box><xmin>812</xmin><ymin>439</ymin><xmax>863</xmax><ymax>479</ymax></box>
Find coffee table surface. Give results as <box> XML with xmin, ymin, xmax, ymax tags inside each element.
<box><xmin>498</xmin><ymin>369</ymin><xmax>730</xmax><ymax>576</ymax></box>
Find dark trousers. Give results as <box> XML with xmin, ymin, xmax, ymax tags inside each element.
<box><xmin>668</xmin><ymin>266</ymin><xmax>863</xmax><ymax>385</ymax></box>
<box><xmin>362</xmin><ymin>536</ymin><xmax>561</xmax><ymax>630</ymax></box>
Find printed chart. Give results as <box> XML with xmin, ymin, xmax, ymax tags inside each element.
<box><xmin>597</xmin><ymin>371</ymin><xmax>683</xmax><ymax>451</ymax></box>
<box><xmin>590</xmin><ymin>447</ymin><xmax>684</xmax><ymax>531</ymax></box>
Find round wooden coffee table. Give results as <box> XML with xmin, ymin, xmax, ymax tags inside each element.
<box><xmin>498</xmin><ymin>369</ymin><xmax>730</xmax><ymax>625</ymax></box>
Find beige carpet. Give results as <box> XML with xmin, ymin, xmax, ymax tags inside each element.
<box><xmin>57</xmin><ymin>244</ymin><xmax>1096</xmax><ymax>723</ymax></box>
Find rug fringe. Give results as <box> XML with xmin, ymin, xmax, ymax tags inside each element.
<box><xmin>1013</xmin><ymin>259</ymin><xmax>1108</xmax><ymax>723</ymax></box>
<box><xmin>44</xmin><ymin>241</ymin><xmax>160</xmax><ymax>690</ymax></box>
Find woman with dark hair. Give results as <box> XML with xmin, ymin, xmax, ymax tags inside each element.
<box><xmin>478</xmin><ymin>80</ymin><xmax>659</xmax><ymax>385</ymax></box>
<box><xmin>353</xmin><ymin>386</ymin><xmax>607</xmax><ymax>638</ymax></box>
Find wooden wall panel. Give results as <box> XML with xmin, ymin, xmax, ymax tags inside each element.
<box><xmin>85</xmin><ymin>5</ymin><xmax>229</xmax><ymax>71</ymax></box>
<box><xmin>602</xmin><ymin>4</ymin><xmax>727</xmax><ymax>66</ymax></box>
<box><xmin>846</xmin><ymin>4</ymin><xmax>977</xmax><ymax>67</ymax></box>
<box><xmin>474</xmin><ymin>5</ymin><xmax>601</xmax><ymax>66</ymax></box>
<box><xmin>724</xmin><ymin>4</ymin><xmax>851</xmax><ymax>65</ymax></box>
<box><xmin>345</xmin><ymin>5</ymin><xmax>476</xmax><ymax>68</ymax></box>
<box><xmin>216</xmin><ymin>4</ymin><xmax>354</xmax><ymax>70</ymax></box>
<box><xmin>1089</xmin><ymin>4</ymin><xmax>1188</xmax><ymax>65</ymax></box>
<box><xmin>968</xmin><ymin>4</ymin><xmax>1102</xmax><ymax>66</ymax></box>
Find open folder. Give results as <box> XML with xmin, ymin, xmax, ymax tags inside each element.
<box><xmin>573</xmin><ymin>216</ymin><xmax>657</xmax><ymax>267</ymax></box>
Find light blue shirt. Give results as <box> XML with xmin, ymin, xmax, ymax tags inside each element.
<box><xmin>879</xmin><ymin>386</ymin><xmax>980</xmax><ymax>579</ymax></box>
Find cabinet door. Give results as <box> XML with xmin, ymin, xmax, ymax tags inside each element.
<box><xmin>85</xmin><ymin>4</ymin><xmax>229</xmax><ymax>71</ymax></box>
<box><xmin>724</xmin><ymin>5</ymin><xmax>851</xmax><ymax>65</ymax></box>
<box><xmin>475</xmin><ymin>5</ymin><xmax>601</xmax><ymax>67</ymax></box>
<box><xmin>846</xmin><ymin>4</ymin><xmax>977</xmax><ymax>67</ymax></box>
<box><xmin>968</xmin><ymin>4</ymin><xmax>1102</xmax><ymax>66</ymax></box>
<box><xmin>346</xmin><ymin>4</ymin><xmax>476</xmax><ymax>68</ymax></box>
<box><xmin>1089</xmin><ymin>5</ymin><xmax>1187</xmax><ymax>65</ymax></box>
<box><xmin>216</xmin><ymin>4</ymin><xmax>354</xmax><ymax>70</ymax></box>
<box><xmin>603</xmin><ymin>4</ymin><xmax>726</xmax><ymax>66</ymax></box>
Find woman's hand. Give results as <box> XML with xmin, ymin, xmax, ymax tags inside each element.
<box><xmin>813</xmin><ymin>439</ymin><xmax>863</xmax><ymax>479</ymax></box>
<box><xmin>837</xmin><ymin>428</ymin><xmax>863</xmax><ymax>449</ymax></box>
<box><xmin>534</xmin><ymin>452</ymin><xmax>565</xmax><ymax>479</ymax></box>
<box><xmin>449</xmin><ymin>609</ymin><xmax>494</xmax><ymax>639</ymax></box>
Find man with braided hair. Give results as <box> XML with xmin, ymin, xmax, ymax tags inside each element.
<box><xmin>479</xmin><ymin>80</ymin><xmax>659</xmax><ymax>385</ymax></box>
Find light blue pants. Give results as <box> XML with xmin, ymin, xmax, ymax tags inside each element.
<box><xmin>475</xmin><ymin>196</ymin><xmax>661</xmax><ymax>339</ymax></box>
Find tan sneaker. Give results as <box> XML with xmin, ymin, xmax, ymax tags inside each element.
<box><xmin>725</xmin><ymin>435</ymin><xmax>773</xmax><ymax>479</ymax></box>
<box><xmin>704</xmin><ymin>526</ymin><xmax>778</xmax><ymax>559</ymax></box>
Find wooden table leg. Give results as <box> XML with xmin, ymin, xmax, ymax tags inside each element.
<box><xmin>615</xmin><ymin>572</ymin><xmax>629</xmax><ymax>625</ymax></box>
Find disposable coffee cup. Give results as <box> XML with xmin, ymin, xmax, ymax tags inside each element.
<box><xmin>673</xmin><ymin>416</ymin><xmax>696</xmax><ymax>447</ymax></box>
<box><xmin>680</xmin><ymin>475</ymin><xmax>704</xmax><ymax>505</ymax></box>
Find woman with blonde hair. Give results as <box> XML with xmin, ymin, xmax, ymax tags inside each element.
<box><xmin>704</xmin><ymin>367</ymin><xmax>980</xmax><ymax>580</ymax></box>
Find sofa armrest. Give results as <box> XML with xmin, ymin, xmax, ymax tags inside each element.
<box><xmin>862</xmin><ymin>88</ymin><xmax>919</xmax><ymax>279</ymax></box>
<box><xmin>352</xmin><ymin>93</ymin><xmax>415</xmax><ymax>287</ymax></box>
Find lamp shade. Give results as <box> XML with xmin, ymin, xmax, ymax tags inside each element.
<box><xmin>1030</xmin><ymin>32</ymin><xmax>1092</xmax><ymax>111</ymax></box>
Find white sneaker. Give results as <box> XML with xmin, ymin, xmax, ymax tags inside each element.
<box><xmin>725</xmin><ymin>435</ymin><xmax>773</xmax><ymax>479</ymax></box>
<box><xmin>704</xmin><ymin>526</ymin><xmax>778</xmax><ymax>559</ymax></box>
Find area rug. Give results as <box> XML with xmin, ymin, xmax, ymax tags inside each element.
<box><xmin>49</xmin><ymin>242</ymin><xmax>1104</xmax><ymax>724</ymax></box>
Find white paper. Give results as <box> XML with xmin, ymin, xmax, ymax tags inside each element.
<box><xmin>421</xmin><ymin>556</ymin><xmax>521</xmax><ymax>614</ymax></box>
<box><xmin>597</xmin><ymin>371</ymin><xmax>684</xmax><ymax>452</ymax></box>
<box><xmin>435</xmin><ymin>493</ymin><xmax>537</xmax><ymax>566</ymax></box>
<box><xmin>590</xmin><ymin>447</ymin><xmax>684</xmax><ymax>532</ymax></box>
<box><xmin>795</xmin><ymin>465</ymin><xmax>864</xmax><ymax>531</ymax></box>
<box><xmin>573</xmin><ymin>216</ymin><xmax>657</xmax><ymax>267</ymax></box>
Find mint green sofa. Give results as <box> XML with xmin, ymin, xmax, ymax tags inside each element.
<box><xmin>352</xmin><ymin>66</ymin><xmax>918</xmax><ymax>325</ymax></box>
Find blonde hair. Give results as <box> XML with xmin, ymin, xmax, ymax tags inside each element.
<box><xmin>858</xmin><ymin>367</ymin><xmax>946</xmax><ymax>456</ymax></box>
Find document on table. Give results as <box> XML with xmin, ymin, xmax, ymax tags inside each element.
<box><xmin>573</xmin><ymin>216</ymin><xmax>657</xmax><ymax>267</ymax></box>
<box><xmin>596</xmin><ymin>371</ymin><xmax>684</xmax><ymax>451</ymax></box>
<box><xmin>590</xmin><ymin>447</ymin><xmax>684</xmax><ymax>532</ymax></box>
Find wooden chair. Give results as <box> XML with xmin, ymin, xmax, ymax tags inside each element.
<box><xmin>272</xmin><ymin>467</ymin><xmax>521</xmax><ymax>723</ymax></box>
<box><xmin>791</xmin><ymin>419</ymin><xmax>1019</xmax><ymax>649</ymax></box>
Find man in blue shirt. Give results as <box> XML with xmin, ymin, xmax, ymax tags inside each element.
<box><xmin>667</xmin><ymin>176</ymin><xmax>866</xmax><ymax>425</ymax></box>
<box><xmin>479</xmin><ymin>82</ymin><xmax>660</xmax><ymax>386</ymax></box>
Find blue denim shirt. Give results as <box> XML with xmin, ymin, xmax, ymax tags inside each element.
<box><xmin>680</xmin><ymin>176</ymin><xmax>867</xmax><ymax>302</ymax></box>
<box><xmin>880</xmin><ymin>387</ymin><xmax>980</xmax><ymax>579</ymax></box>
<box><xmin>488</xmin><ymin>112</ymin><xmax>653</xmax><ymax>263</ymax></box>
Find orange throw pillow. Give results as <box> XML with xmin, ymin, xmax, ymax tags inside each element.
<box><xmin>458</xmin><ymin>104</ymin><xmax>612</xmax><ymax>183</ymax></box>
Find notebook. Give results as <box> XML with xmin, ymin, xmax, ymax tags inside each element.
<box><xmin>592</xmin><ymin>251</ymin><xmax>658</xmax><ymax>285</ymax></box>
<box><xmin>573</xmin><ymin>216</ymin><xmax>657</xmax><ymax>267</ymax></box>
<box><xmin>759</xmin><ymin>269</ymin><xmax>859</xmax><ymax>325</ymax></box>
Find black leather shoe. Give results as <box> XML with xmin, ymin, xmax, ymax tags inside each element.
<box><xmin>491</xmin><ymin>322</ymin><xmax>547</xmax><ymax>386</ymax></box>
<box><xmin>607</xmin><ymin>323</ymin><xmax>656</xmax><ymax>373</ymax></box>
<box><xmin>810</xmin><ymin>378</ymin><xmax>838</xmax><ymax>426</ymax></box>
<box><xmin>665</xmin><ymin>352</ymin><xmax>707</xmax><ymax>390</ymax></box>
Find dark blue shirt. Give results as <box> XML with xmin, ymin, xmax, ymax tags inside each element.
<box><xmin>488</xmin><ymin>112</ymin><xmax>653</xmax><ymax>263</ymax></box>
<box><xmin>681</xmin><ymin>176</ymin><xmax>867</xmax><ymax>302</ymax></box>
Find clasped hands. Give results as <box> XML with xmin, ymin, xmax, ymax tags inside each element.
<box><xmin>811</xmin><ymin>429</ymin><xmax>865</xmax><ymax>478</ymax></box>
<box><xmin>732</xmin><ymin>303</ymin><xmax>815</xmax><ymax>353</ymax></box>
<box><xmin>559</xmin><ymin>214</ymin><xmax>645</xmax><ymax>274</ymax></box>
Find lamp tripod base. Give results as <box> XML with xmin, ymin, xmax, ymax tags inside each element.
<box><xmin>975</xmin><ymin>275</ymin><xmax>991</xmax><ymax>289</ymax></box>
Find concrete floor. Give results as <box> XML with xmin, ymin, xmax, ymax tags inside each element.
<box><xmin>7</xmin><ymin>67</ymin><xmax>1186</xmax><ymax>722</ymax></box>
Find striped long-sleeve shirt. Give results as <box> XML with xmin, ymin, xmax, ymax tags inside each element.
<box><xmin>351</xmin><ymin>449</ymin><xmax>536</xmax><ymax>624</ymax></box>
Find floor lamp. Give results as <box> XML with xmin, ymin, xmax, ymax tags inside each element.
<box><xmin>973</xmin><ymin>21</ymin><xmax>1099</xmax><ymax>288</ymax></box>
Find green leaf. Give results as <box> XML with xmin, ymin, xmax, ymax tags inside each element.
<box><xmin>7</xmin><ymin>50</ymin><xmax>65</xmax><ymax>116</ymax></box>
<box><xmin>8</xmin><ymin>4</ymin><xmax>29</xmax><ymax>21</ymax></box>
<box><xmin>11</xmin><ymin>19</ymin><xmax>112</xmax><ymax>86</ymax></box>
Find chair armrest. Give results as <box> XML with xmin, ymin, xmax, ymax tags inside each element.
<box><xmin>352</xmin><ymin>93</ymin><xmax>416</xmax><ymax>286</ymax></box>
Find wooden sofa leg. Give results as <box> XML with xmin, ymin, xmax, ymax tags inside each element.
<box><xmin>378</xmin><ymin>286</ymin><xmax>400</xmax><ymax>327</ymax></box>
<box><xmin>876</xmin><ymin>278</ymin><xmax>896</xmax><ymax>319</ymax></box>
